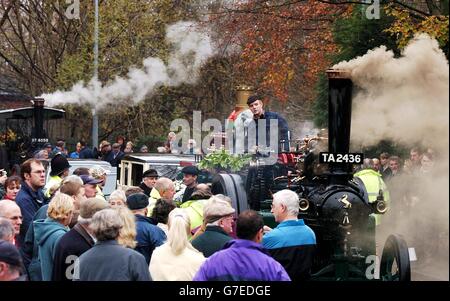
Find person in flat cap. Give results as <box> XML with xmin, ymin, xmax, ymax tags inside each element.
<box><xmin>246</xmin><ymin>94</ymin><xmax>290</xmax><ymax>153</ymax></box>
<box><xmin>126</xmin><ymin>193</ymin><xmax>166</xmax><ymax>264</ymax></box>
<box><xmin>0</xmin><ymin>240</ymin><xmax>27</xmax><ymax>281</ymax></box>
<box><xmin>80</xmin><ymin>175</ymin><xmax>103</xmax><ymax>200</ymax></box>
<box><xmin>179</xmin><ymin>166</ymin><xmax>199</xmax><ymax>204</ymax></box>
<box><xmin>139</xmin><ymin>169</ymin><xmax>159</xmax><ymax>197</ymax></box>
<box><xmin>90</xmin><ymin>165</ymin><xmax>108</xmax><ymax>200</ymax></box>
<box><xmin>191</xmin><ymin>196</ymin><xmax>235</xmax><ymax>257</ymax></box>
<box><xmin>43</xmin><ymin>153</ymin><xmax>71</xmax><ymax>199</ymax></box>
<box><xmin>52</xmin><ymin>197</ymin><xmax>108</xmax><ymax>281</ymax></box>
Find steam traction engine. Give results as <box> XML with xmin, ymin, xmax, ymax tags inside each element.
<box><xmin>211</xmin><ymin>69</ymin><xmax>411</xmax><ymax>281</ymax></box>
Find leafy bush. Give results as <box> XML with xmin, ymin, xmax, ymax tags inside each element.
<box><xmin>198</xmin><ymin>149</ymin><xmax>251</xmax><ymax>172</ymax></box>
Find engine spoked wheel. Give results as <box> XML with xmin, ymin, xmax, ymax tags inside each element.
<box><xmin>380</xmin><ymin>234</ymin><xmax>411</xmax><ymax>281</ymax></box>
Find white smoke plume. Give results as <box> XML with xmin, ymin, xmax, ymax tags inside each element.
<box><xmin>333</xmin><ymin>34</ymin><xmax>449</xmax><ymax>151</ymax></box>
<box><xmin>40</xmin><ymin>21</ymin><xmax>215</xmax><ymax>109</ymax></box>
<box><xmin>334</xmin><ymin>34</ymin><xmax>449</xmax><ymax>280</ymax></box>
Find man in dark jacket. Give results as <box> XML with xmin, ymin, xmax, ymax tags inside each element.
<box><xmin>104</xmin><ymin>143</ymin><xmax>125</xmax><ymax>167</ymax></box>
<box><xmin>191</xmin><ymin>198</ymin><xmax>234</xmax><ymax>257</ymax></box>
<box><xmin>52</xmin><ymin>197</ymin><xmax>108</xmax><ymax>281</ymax></box>
<box><xmin>246</xmin><ymin>94</ymin><xmax>290</xmax><ymax>153</ymax></box>
<box><xmin>15</xmin><ymin>159</ymin><xmax>47</xmax><ymax>247</ymax></box>
<box><xmin>139</xmin><ymin>169</ymin><xmax>159</xmax><ymax>197</ymax></box>
<box><xmin>78</xmin><ymin>140</ymin><xmax>95</xmax><ymax>159</ymax></box>
<box><xmin>127</xmin><ymin>193</ymin><xmax>166</xmax><ymax>264</ymax></box>
<box><xmin>262</xmin><ymin>189</ymin><xmax>316</xmax><ymax>281</ymax></box>
<box><xmin>193</xmin><ymin>210</ymin><xmax>290</xmax><ymax>281</ymax></box>
<box><xmin>74</xmin><ymin>209</ymin><xmax>151</xmax><ymax>281</ymax></box>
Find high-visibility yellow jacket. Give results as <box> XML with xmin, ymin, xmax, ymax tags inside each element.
<box><xmin>180</xmin><ymin>199</ymin><xmax>208</xmax><ymax>232</ymax></box>
<box><xmin>43</xmin><ymin>175</ymin><xmax>62</xmax><ymax>198</ymax></box>
<box><xmin>147</xmin><ymin>188</ymin><xmax>161</xmax><ymax>217</ymax></box>
<box><xmin>354</xmin><ymin>169</ymin><xmax>390</xmax><ymax>226</ymax></box>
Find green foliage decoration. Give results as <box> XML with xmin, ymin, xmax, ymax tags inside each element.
<box><xmin>198</xmin><ymin>149</ymin><xmax>251</xmax><ymax>172</ymax></box>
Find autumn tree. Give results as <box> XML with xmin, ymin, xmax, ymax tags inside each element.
<box><xmin>312</xmin><ymin>0</ymin><xmax>449</xmax><ymax>129</ymax></box>
<box><xmin>384</xmin><ymin>1</ymin><xmax>449</xmax><ymax>56</ymax></box>
<box><xmin>312</xmin><ymin>3</ymin><xmax>399</xmax><ymax>128</ymax></box>
<box><xmin>207</xmin><ymin>0</ymin><xmax>348</xmax><ymax>107</ymax></box>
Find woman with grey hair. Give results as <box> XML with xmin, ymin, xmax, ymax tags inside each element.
<box><xmin>109</xmin><ymin>189</ymin><xmax>127</xmax><ymax>208</ymax></box>
<box><xmin>52</xmin><ymin>197</ymin><xmax>108</xmax><ymax>281</ymax></box>
<box><xmin>74</xmin><ymin>209</ymin><xmax>151</xmax><ymax>281</ymax></box>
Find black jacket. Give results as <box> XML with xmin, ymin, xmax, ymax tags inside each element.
<box><xmin>104</xmin><ymin>151</ymin><xmax>125</xmax><ymax>167</ymax></box>
<box><xmin>191</xmin><ymin>225</ymin><xmax>232</xmax><ymax>257</ymax></box>
<box><xmin>139</xmin><ymin>182</ymin><xmax>152</xmax><ymax>197</ymax></box>
<box><xmin>52</xmin><ymin>223</ymin><xmax>95</xmax><ymax>281</ymax></box>
<box><xmin>79</xmin><ymin>147</ymin><xmax>95</xmax><ymax>159</ymax></box>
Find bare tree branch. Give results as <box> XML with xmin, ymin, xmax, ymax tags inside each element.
<box><xmin>0</xmin><ymin>1</ymin><xmax>12</xmax><ymax>29</ymax></box>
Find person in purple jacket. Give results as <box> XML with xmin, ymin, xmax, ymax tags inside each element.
<box><xmin>193</xmin><ymin>210</ymin><xmax>290</xmax><ymax>281</ymax></box>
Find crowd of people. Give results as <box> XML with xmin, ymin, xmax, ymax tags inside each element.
<box><xmin>0</xmin><ymin>89</ymin><xmax>442</xmax><ymax>281</ymax></box>
<box><xmin>0</xmin><ymin>154</ymin><xmax>318</xmax><ymax>281</ymax></box>
<box><xmin>352</xmin><ymin>146</ymin><xmax>446</xmax><ymax>265</ymax></box>
<box><xmin>0</xmin><ymin>136</ymin><xmax>442</xmax><ymax>281</ymax></box>
<box><xmin>29</xmin><ymin>135</ymin><xmax>150</xmax><ymax>169</ymax></box>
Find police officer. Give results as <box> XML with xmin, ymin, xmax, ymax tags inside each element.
<box><xmin>354</xmin><ymin>159</ymin><xmax>390</xmax><ymax>226</ymax></box>
<box><xmin>246</xmin><ymin>94</ymin><xmax>290</xmax><ymax>153</ymax></box>
<box><xmin>43</xmin><ymin>154</ymin><xmax>71</xmax><ymax>199</ymax></box>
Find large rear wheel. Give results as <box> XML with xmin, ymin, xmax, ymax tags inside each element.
<box><xmin>380</xmin><ymin>234</ymin><xmax>411</xmax><ymax>281</ymax></box>
<box><xmin>211</xmin><ymin>173</ymin><xmax>249</xmax><ymax>214</ymax></box>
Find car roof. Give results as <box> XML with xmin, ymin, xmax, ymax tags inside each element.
<box><xmin>121</xmin><ymin>153</ymin><xmax>201</xmax><ymax>164</ymax></box>
<box><xmin>45</xmin><ymin>158</ymin><xmax>115</xmax><ymax>174</ymax></box>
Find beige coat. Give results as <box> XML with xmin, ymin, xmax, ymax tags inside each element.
<box><xmin>149</xmin><ymin>242</ymin><xmax>206</xmax><ymax>281</ymax></box>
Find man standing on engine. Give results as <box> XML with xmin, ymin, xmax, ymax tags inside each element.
<box><xmin>246</xmin><ymin>95</ymin><xmax>290</xmax><ymax>153</ymax></box>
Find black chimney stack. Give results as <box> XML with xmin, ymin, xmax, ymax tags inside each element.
<box><xmin>326</xmin><ymin>69</ymin><xmax>353</xmax><ymax>183</ymax></box>
<box><xmin>31</xmin><ymin>98</ymin><xmax>47</xmax><ymax>149</ymax></box>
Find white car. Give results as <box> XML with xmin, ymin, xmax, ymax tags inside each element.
<box><xmin>45</xmin><ymin>159</ymin><xmax>117</xmax><ymax>199</ymax></box>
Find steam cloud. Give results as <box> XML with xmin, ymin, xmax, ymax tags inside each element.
<box><xmin>40</xmin><ymin>21</ymin><xmax>215</xmax><ymax>109</ymax></box>
<box><xmin>334</xmin><ymin>34</ymin><xmax>449</xmax><ymax>150</ymax></box>
<box><xmin>334</xmin><ymin>34</ymin><xmax>449</xmax><ymax>280</ymax></box>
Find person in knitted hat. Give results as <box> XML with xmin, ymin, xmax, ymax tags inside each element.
<box><xmin>191</xmin><ymin>196</ymin><xmax>235</xmax><ymax>257</ymax></box>
<box><xmin>52</xmin><ymin>197</ymin><xmax>109</xmax><ymax>281</ymax></box>
<box><xmin>126</xmin><ymin>193</ymin><xmax>166</xmax><ymax>265</ymax></box>
<box><xmin>43</xmin><ymin>154</ymin><xmax>71</xmax><ymax>198</ymax></box>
